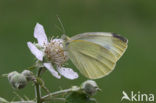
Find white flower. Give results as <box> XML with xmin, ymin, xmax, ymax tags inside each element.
<box><xmin>27</xmin><ymin>23</ymin><xmax>78</xmax><ymax>80</ymax></box>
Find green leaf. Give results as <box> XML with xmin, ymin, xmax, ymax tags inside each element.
<box><xmin>65</xmin><ymin>92</ymin><xmax>97</xmax><ymax>103</ymax></box>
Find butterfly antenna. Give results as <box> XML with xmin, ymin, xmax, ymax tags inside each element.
<box><xmin>56</xmin><ymin>15</ymin><xmax>66</xmax><ymax>35</ymax></box>
<box><xmin>55</xmin><ymin>24</ymin><xmax>63</xmax><ymax>34</ymax></box>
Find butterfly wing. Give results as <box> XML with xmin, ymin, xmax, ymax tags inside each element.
<box><xmin>71</xmin><ymin>32</ymin><xmax>128</xmax><ymax>60</ymax></box>
<box><xmin>65</xmin><ymin>32</ymin><xmax>128</xmax><ymax>79</ymax></box>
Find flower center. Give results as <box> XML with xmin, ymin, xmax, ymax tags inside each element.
<box><xmin>45</xmin><ymin>39</ymin><xmax>68</xmax><ymax>66</ymax></box>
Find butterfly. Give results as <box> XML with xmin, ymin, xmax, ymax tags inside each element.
<box><xmin>62</xmin><ymin>32</ymin><xmax>128</xmax><ymax>79</ymax></box>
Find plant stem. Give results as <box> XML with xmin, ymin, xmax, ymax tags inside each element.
<box><xmin>35</xmin><ymin>68</ymin><xmax>42</xmax><ymax>103</ymax></box>
<box><xmin>35</xmin><ymin>83</ymin><xmax>41</xmax><ymax>103</ymax></box>
<box><xmin>11</xmin><ymin>101</ymin><xmax>36</xmax><ymax>103</ymax></box>
<box><xmin>41</xmin><ymin>88</ymin><xmax>73</xmax><ymax>102</ymax></box>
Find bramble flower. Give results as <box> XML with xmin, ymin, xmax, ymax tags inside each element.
<box><xmin>27</xmin><ymin>23</ymin><xmax>78</xmax><ymax>80</ymax></box>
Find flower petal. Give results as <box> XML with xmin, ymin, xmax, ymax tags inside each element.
<box><xmin>57</xmin><ymin>67</ymin><xmax>78</xmax><ymax>80</ymax></box>
<box><xmin>34</xmin><ymin>23</ymin><xmax>48</xmax><ymax>46</ymax></box>
<box><xmin>44</xmin><ymin>63</ymin><xmax>61</xmax><ymax>79</ymax></box>
<box><xmin>27</xmin><ymin>42</ymin><xmax>44</xmax><ymax>61</ymax></box>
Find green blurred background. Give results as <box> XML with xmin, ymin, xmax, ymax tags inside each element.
<box><xmin>0</xmin><ymin>0</ymin><xmax>156</xmax><ymax>103</ymax></box>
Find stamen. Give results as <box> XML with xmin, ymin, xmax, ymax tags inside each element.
<box><xmin>45</xmin><ymin>39</ymin><xmax>68</xmax><ymax>66</ymax></box>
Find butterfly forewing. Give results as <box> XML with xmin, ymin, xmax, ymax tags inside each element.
<box><xmin>71</xmin><ymin>32</ymin><xmax>128</xmax><ymax>60</ymax></box>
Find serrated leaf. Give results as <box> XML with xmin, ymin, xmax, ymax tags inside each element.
<box><xmin>65</xmin><ymin>92</ymin><xmax>97</xmax><ymax>103</ymax></box>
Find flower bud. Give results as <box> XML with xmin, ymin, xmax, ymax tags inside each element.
<box><xmin>81</xmin><ymin>80</ymin><xmax>99</xmax><ymax>96</ymax></box>
<box><xmin>22</xmin><ymin>70</ymin><xmax>34</xmax><ymax>81</ymax></box>
<box><xmin>8</xmin><ymin>71</ymin><xmax>18</xmax><ymax>81</ymax></box>
<box><xmin>8</xmin><ymin>72</ymin><xmax>27</xmax><ymax>89</ymax></box>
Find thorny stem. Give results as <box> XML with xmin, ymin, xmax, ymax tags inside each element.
<box><xmin>35</xmin><ymin>68</ymin><xmax>42</xmax><ymax>103</ymax></box>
